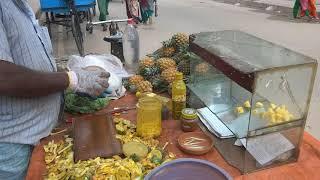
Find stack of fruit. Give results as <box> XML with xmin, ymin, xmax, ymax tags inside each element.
<box><xmin>126</xmin><ymin>33</ymin><xmax>195</xmax><ymax>93</ymax></box>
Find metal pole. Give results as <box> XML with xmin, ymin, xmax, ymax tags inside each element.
<box><xmin>88</xmin><ymin>19</ymin><xmax>130</xmax><ymax>26</ymax></box>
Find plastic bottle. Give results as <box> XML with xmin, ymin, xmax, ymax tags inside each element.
<box><xmin>172</xmin><ymin>72</ymin><xmax>186</xmax><ymax>120</ymax></box>
<box><xmin>122</xmin><ymin>19</ymin><xmax>140</xmax><ymax>75</ymax></box>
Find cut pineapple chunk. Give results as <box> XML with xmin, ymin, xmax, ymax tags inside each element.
<box><xmin>270</xmin><ymin>103</ymin><xmax>277</xmax><ymax>109</ymax></box>
<box><xmin>255</xmin><ymin>102</ymin><xmax>264</xmax><ymax>108</ymax></box>
<box><xmin>235</xmin><ymin>106</ymin><xmax>244</xmax><ymax>115</ymax></box>
<box><xmin>243</xmin><ymin>101</ymin><xmax>251</xmax><ymax>108</ymax></box>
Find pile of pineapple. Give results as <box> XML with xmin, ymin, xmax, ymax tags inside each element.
<box><xmin>126</xmin><ymin>33</ymin><xmax>193</xmax><ymax>93</ymax></box>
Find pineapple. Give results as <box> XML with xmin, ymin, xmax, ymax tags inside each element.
<box><xmin>195</xmin><ymin>62</ymin><xmax>210</xmax><ymax>73</ymax></box>
<box><xmin>161</xmin><ymin>40</ymin><xmax>175</xmax><ymax>57</ymax></box>
<box><xmin>139</xmin><ymin>66</ymin><xmax>160</xmax><ymax>81</ymax></box>
<box><xmin>129</xmin><ymin>75</ymin><xmax>144</xmax><ymax>86</ymax></box>
<box><xmin>150</xmin><ymin>76</ymin><xmax>166</xmax><ymax>90</ymax></box>
<box><xmin>157</xmin><ymin>58</ymin><xmax>176</xmax><ymax>71</ymax></box>
<box><xmin>161</xmin><ymin>68</ymin><xmax>178</xmax><ymax>84</ymax></box>
<box><xmin>139</xmin><ymin>57</ymin><xmax>155</xmax><ymax>68</ymax></box>
<box><xmin>136</xmin><ymin>81</ymin><xmax>153</xmax><ymax>93</ymax></box>
<box><xmin>177</xmin><ymin>58</ymin><xmax>191</xmax><ymax>76</ymax></box>
<box><xmin>161</xmin><ymin>47</ymin><xmax>175</xmax><ymax>57</ymax></box>
<box><xmin>171</xmin><ymin>43</ymin><xmax>190</xmax><ymax>64</ymax></box>
<box><xmin>172</xmin><ymin>33</ymin><xmax>189</xmax><ymax>48</ymax></box>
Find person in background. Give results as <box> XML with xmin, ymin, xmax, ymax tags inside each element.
<box><xmin>0</xmin><ymin>1</ymin><xmax>109</xmax><ymax>179</ymax></box>
<box><xmin>293</xmin><ymin>0</ymin><xmax>319</xmax><ymax>19</ymax></box>
<box><xmin>125</xmin><ymin>0</ymin><xmax>140</xmax><ymax>23</ymax></box>
<box><xmin>97</xmin><ymin>0</ymin><xmax>111</xmax><ymax>31</ymax></box>
<box><xmin>140</xmin><ymin>0</ymin><xmax>155</xmax><ymax>24</ymax></box>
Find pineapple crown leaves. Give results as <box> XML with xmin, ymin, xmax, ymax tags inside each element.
<box><xmin>176</xmin><ymin>44</ymin><xmax>189</xmax><ymax>53</ymax></box>
<box><xmin>138</xmin><ymin>66</ymin><xmax>161</xmax><ymax>80</ymax></box>
<box><xmin>162</xmin><ymin>39</ymin><xmax>174</xmax><ymax>48</ymax></box>
<box><xmin>151</xmin><ymin>77</ymin><xmax>168</xmax><ymax>91</ymax></box>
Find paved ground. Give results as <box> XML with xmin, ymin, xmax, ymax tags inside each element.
<box><xmin>210</xmin><ymin>0</ymin><xmax>320</xmax><ymax>23</ymax></box>
<box><xmin>31</xmin><ymin>0</ymin><xmax>320</xmax><ymax>139</ymax></box>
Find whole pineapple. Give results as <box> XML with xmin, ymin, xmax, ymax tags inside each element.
<box><xmin>161</xmin><ymin>40</ymin><xmax>175</xmax><ymax>57</ymax></box>
<box><xmin>129</xmin><ymin>75</ymin><xmax>144</xmax><ymax>86</ymax></box>
<box><xmin>139</xmin><ymin>57</ymin><xmax>155</xmax><ymax>68</ymax></box>
<box><xmin>157</xmin><ymin>58</ymin><xmax>176</xmax><ymax>71</ymax></box>
<box><xmin>139</xmin><ymin>66</ymin><xmax>160</xmax><ymax>81</ymax></box>
<box><xmin>161</xmin><ymin>68</ymin><xmax>178</xmax><ymax>84</ymax></box>
<box><xmin>177</xmin><ymin>58</ymin><xmax>191</xmax><ymax>76</ymax></box>
<box><xmin>172</xmin><ymin>33</ymin><xmax>189</xmax><ymax>48</ymax></box>
<box><xmin>195</xmin><ymin>62</ymin><xmax>210</xmax><ymax>73</ymax></box>
<box><xmin>150</xmin><ymin>76</ymin><xmax>166</xmax><ymax>91</ymax></box>
<box><xmin>136</xmin><ymin>81</ymin><xmax>153</xmax><ymax>93</ymax></box>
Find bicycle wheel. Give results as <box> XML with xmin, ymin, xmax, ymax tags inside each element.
<box><xmin>71</xmin><ymin>12</ymin><xmax>84</xmax><ymax>56</ymax></box>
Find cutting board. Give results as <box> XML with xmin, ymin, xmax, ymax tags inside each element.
<box><xmin>73</xmin><ymin>114</ymin><xmax>122</xmax><ymax>162</ymax></box>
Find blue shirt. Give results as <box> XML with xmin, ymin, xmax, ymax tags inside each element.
<box><xmin>0</xmin><ymin>0</ymin><xmax>62</xmax><ymax>145</ymax></box>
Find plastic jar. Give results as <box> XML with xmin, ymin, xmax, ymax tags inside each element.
<box><xmin>136</xmin><ymin>97</ymin><xmax>162</xmax><ymax>138</ymax></box>
<box><xmin>181</xmin><ymin>108</ymin><xmax>198</xmax><ymax>132</ymax></box>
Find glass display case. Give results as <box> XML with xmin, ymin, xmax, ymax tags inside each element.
<box><xmin>187</xmin><ymin>30</ymin><xmax>317</xmax><ymax>173</ymax></box>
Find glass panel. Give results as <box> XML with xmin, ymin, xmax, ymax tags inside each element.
<box><xmin>248</xmin><ymin>64</ymin><xmax>314</xmax><ymax>132</ymax></box>
<box><xmin>188</xmin><ymin>55</ymin><xmax>253</xmax><ymax>139</ymax></box>
<box><xmin>192</xmin><ymin>31</ymin><xmax>314</xmax><ymax>73</ymax></box>
<box><xmin>243</xmin><ymin>127</ymin><xmax>301</xmax><ymax>173</ymax></box>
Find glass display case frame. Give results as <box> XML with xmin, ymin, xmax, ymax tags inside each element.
<box><xmin>187</xmin><ymin>30</ymin><xmax>317</xmax><ymax>173</ymax></box>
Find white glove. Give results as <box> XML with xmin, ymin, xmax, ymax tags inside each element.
<box><xmin>67</xmin><ymin>68</ymin><xmax>110</xmax><ymax>97</ymax></box>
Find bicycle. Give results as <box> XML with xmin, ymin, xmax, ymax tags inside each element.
<box><xmin>40</xmin><ymin>0</ymin><xmax>95</xmax><ymax>56</ymax></box>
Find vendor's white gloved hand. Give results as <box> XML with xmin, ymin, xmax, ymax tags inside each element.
<box><xmin>67</xmin><ymin>69</ymin><xmax>110</xmax><ymax>97</ymax></box>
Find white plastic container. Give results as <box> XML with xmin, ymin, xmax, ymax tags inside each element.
<box><xmin>122</xmin><ymin>19</ymin><xmax>140</xmax><ymax>75</ymax></box>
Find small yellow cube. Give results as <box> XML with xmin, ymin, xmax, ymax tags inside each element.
<box><xmin>255</xmin><ymin>102</ymin><xmax>264</xmax><ymax>108</ymax></box>
<box><xmin>270</xmin><ymin>103</ymin><xmax>277</xmax><ymax>109</ymax></box>
<box><xmin>275</xmin><ymin>113</ymin><xmax>283</xmax><ymax>122</ymax></box>
<box><xmin>235</xmin><ymin>106</ymin><xmax>244</xmax><ymax>115</ymax></box>
<box><xmin>270</xmin><ymin>114</ymin><xmax>276</xmax><ymax>122</ymax></box>
<box><xmin>243</xmin><ymin>101</ymin><xmax>251</xmax><ymax>108</ymax></box>
<box><xmin>275</xmin><ymin>107</ymin><xmax>282</xmax><ymax>113</ymax></box>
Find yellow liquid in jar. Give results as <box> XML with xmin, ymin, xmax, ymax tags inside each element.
<box><xmin>136</xmin><ymin>97</ymin><xmax>162</xmax><ymax>138</ymax></box>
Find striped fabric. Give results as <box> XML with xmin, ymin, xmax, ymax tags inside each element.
<box><xmin>0</xmin><ymin>0</ymin><xmax>62</xmax><ymax>145</ymax></box>
<box><xmin>0</xmin><ymin>143</ymin><xmax>31</xmax><ymax>179</ymax></box>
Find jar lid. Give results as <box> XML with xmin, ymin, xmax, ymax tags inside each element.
<box><xmin>182</xmin><ymin>108</ymin><xmax>197</xmax><ymax>120</ymax></box>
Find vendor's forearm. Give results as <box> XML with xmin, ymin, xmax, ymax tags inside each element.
<box><xmin>0</xmin><ymin>60</ymin><xmax>69</xmax><ymax>97</ymax></box>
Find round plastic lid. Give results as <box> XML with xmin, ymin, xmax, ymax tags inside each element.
<box><xmin>181</xmin><ymin>108</ymin><xmax>197</xmax><ymax>120</ymax></box>
<box><xmin>145</xmin><ymin>158</ymin><xmax>232</xmax><ymax>180</ymax></box>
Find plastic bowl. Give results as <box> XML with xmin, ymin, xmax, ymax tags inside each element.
<box><xmin>178</xmin><ymin>132</ymin><xmax>213</xmax><ymax>155</ymax></box>
<box><xmin>145</xmin><ymin>158</ymin><xmax>232</xmax><ymax>180</ymax></box>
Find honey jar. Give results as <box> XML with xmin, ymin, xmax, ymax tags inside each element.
<box><xmin>181</xmin><ymin>108</ymin><xmax>198</xmax><ymax>132</ymax></box>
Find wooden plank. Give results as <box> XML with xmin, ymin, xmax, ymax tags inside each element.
<box><xmin>73</xmin><ymin>114</ymin><xmax>122</xmax><ymax>162</ymax></box>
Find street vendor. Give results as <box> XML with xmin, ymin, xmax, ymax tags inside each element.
<box><xmin>0</xmin><ymin>1</ymin><xmax>110</xmax><ymax>179</ymax></box>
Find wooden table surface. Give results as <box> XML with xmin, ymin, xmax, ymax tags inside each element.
<box><xmin>26</xmin><ymin>94</ymin><xmax>320</xmax><ymax>180</ymax></box>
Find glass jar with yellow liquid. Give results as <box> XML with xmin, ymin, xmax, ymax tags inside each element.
<box><xmin>136</xmin><ymin>96</ymin><xmax>162</xmax><ymax>138</ymax></box>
